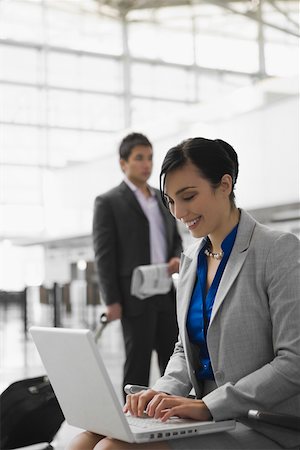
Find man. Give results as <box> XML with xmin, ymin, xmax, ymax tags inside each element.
<box><xmin>93</xmin><ymin>132</ymin><xmax>182</xmax><ymax>399</ymax></box>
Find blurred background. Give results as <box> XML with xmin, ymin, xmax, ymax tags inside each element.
<box><xmin>0</xmin><ymin>0</ymin><xmax>299</xmax><ymax>446</ymax></box>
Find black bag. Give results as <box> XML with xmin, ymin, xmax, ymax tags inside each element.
<box><xmin>0</xmin><ymin>375</ymin><xmax>65</xmax><ymax>449</ymax></box>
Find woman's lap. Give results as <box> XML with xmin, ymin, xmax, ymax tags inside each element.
<box><xmin>167</xmin><ymin>422</ymin><xmax>284</xmax><ymax>450</ymax></box>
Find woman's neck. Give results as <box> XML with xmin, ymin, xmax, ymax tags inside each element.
<box><xmin>209</xmin><ymin>207</ymin><xmax>240</xmax><ymax>252</ymax></box>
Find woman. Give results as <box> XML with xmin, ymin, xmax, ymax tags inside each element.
<box><xmin>68</xmin><ymin>137</ymin><xmax>300</xmax><ymax>450</ymax></box>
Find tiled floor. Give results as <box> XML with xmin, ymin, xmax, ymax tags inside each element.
<box><xmin>0</xmin><ymin>300</ymin><xmax>160</xmax><ymax>450</ymax></box>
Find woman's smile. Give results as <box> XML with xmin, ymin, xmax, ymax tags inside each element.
<box><xmin>182</xmin><ymin>215</ymin><xmax>202</xmax><ymax>230</ymax></box>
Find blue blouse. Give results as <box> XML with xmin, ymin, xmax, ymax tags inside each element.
<box><xmin>186</xmin><ymin>224</ymin><xmax>238</xmax><ymax>381</ymax></box>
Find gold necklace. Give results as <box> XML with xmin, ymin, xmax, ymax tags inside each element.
<box><xmin>204</xmin><ymin>248</ymin><xmax>224</xmax><ymax>260</ymax></box>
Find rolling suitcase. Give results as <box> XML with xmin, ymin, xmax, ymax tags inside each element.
<box><xmin>0</xmin><ymin>375</ymin><xmax>64</xmax><ymax>449</ymax></box>
<box><xmin>0</xmin><ymin>313</ymin><xmax>108</xmax><ymax>449</ymax></box>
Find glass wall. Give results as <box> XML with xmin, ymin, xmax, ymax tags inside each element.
<box><xmin>0</xmin><ymin>0</ymin><xmax>298</xmax><ymax>238</ymax></box>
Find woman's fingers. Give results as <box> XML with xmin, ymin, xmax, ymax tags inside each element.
<box><xmin>137</xmin><ymin>390</ymin><xmax>153</xmax><ymax>416</ymax></box>
<box><xmin>159</xmin><ymin>403</ymin><xmax>200</xmax><ymax>421</ymax></box>
<box><xmin>124</xmin><ymin>393</ymin><xmax>212</xmax><ymax>423</ymax></box>
<box><xmin>145</xmin><ymin>392</ymin><xmax>169</xmax><ymax>417</ymax></box>
<box><xmin>160</xmin><ymin>406</ymin><xmax>183</xmax><ymax>422</ymax></box>
<box><xmin>153</xmin><ymin>396</ymin><xmax>180</xmax><ymax>419</ymax></box>
<box><xmin>124</xmin><ymin>393</ymin><xmax>139</xmax><ymax>416</ymax></box>
<box><xmin>123</xmin><ymin>390</ymin><xmax>158</xmax><ymax>417</ymax></box>
<box><xmin>153</xmin><ymin>397</ymin><xmax>212</xmax><ymax>422</ymax></box>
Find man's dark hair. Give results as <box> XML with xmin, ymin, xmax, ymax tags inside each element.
<box><xmin>119</xmin><ymin>132</ymin><xmax>152</xmax><ymax>160</ymax></box>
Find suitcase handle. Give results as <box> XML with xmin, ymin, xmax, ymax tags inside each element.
<box><xmin>100</xmin><ymin>313</ymin><xmax>108</xmax><ymax>324</ymax></box>
<box><xmin>28</xmin><ymin>376</ymin><xmax>51</xmax><ymax>395</ymax></box>
<box><xmin>94</xmin><ymin>313</ymin><xmax>109</xmax><ymax>342</ymax></box>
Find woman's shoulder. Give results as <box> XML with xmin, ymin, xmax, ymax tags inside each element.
<box><xmin>241</xmin><ymin>209</ymin><xmax>299</xmax><ymax>258</ymax></box>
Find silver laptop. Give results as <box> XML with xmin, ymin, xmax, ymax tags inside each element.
<box><xmin>30</xmin><ymin>326</ymin><xmax>235</xmax><ymax>443</ymax></box>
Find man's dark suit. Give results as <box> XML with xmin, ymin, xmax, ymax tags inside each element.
<box><xmin>93</xmin><ymin>181</ymin><xmax>182</xmax><ymax>395</ymax></box>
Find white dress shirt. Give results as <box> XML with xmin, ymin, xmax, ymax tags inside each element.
<box><xmin>124</xmin><ymin>177</ymin><xmax>167</xmax><ymax>264</ymax></box>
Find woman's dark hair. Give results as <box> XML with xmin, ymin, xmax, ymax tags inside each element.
<box><xmin>160</xmin><ymin>137</ymin><xmax>239</xmax><ymax>207</ymax></box>
<box><xmin>119</xmin><ymin>132</ymin><xmax>152</xmax><ymax>160</ymax></box>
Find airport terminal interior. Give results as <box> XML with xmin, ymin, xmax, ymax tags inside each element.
<box><xmin>0</xmin><ymin>0</ymin><xmax>299</xmax><ymax>448</ymax></box>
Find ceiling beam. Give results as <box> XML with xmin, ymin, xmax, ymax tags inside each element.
<box><xmin>266</xmin><ymin>0</ymin><xmax>299</xmax><ymax>31</ymax></box>
<box><xmin>203</xmin><ymin>0</ymin><xmax>300</xmax><ymax>38</ymax></box>
<box><xmin>0</xmin><ymin>38</ymin><xmax>261</xmax><ymax>78</ymax></box>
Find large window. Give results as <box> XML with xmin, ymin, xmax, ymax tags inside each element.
<box><xmin>0</xmin><ymin>0</ymin><xmax>298</xmax><ymax>238</ymax></box>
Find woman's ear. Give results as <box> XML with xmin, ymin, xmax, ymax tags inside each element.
<box><xmin>220</xmin><ymin>174</ymin><xmax>233</xmax><ymax>196</ymax></box>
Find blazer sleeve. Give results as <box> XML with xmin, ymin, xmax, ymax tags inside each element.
<box><xmin>92</xmin><ymin>194</ymin><xmax>122</xmax><ymax>306</ymax></box>
<box><xmin>151</xmin><ymin>334</ymin><xmax>193</xmax><ymax>397</ymax></box>
<box><xmin>202</xmin><ymin>232</ymin><xmax>300</xmax><ymax>420</ymax></box>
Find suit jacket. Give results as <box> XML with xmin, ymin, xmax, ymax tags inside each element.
<box><xmin>93</xmin><ymin>181</ymin><xmax>182</xmax><ymax>315</ymax></box>
<box><xmin>153</xmin><ymin>209</ymin><xmax>300</xmax><ymax>447</ymax></box>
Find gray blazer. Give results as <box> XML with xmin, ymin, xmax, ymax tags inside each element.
<box><xmin>153</xmin><ymin>209</ymin><xmax>300</xmax><ymax>447</ymax></box>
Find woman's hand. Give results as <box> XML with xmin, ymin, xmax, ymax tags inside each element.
<box><xmin>123</xmin><ymin>389</ymin><xmax>160</xmax><ymax>417</ymax></box>
<box><xmin>123</xmin><ymin>390</ymin><xmax>212</xmax><ymax>423</ymax></box>
<box><xmin>146</xmin><ymin>394</ymin><xmax>212</xmax><ymax>422</ymax></box>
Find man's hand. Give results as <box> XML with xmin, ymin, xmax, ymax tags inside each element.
<box><xmin>167</xmin><ymin>257</ymin><xmax>180</xmax><ymax>275</ymax></box>
<box><xmin>105</xmin><ymin>302</ymin><xmax>122</xmax><ymax>321</ymax></box>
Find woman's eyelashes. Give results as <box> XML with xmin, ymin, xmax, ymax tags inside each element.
<box><xmin>181</xmin><ymin>191</ymin><xmax>198</xmax><ymax>202</ymax></box>
<box><xmin>166</xmin><ymin>194</ymin><xmax>195</xmax><ymax>207</ymax></box>
<box><xmin>183</xmin><ymin>195</ymin><xmax>195</xmax><ymax>202</ymax></box>
<box><xmin>165</xmin><ymin>192</ymin><xmax>197</xmax><ymax>211</ymax></box>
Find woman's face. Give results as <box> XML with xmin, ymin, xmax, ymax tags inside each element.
<box><xmin>164</xmin><ymin>161</ymin><xmax>232</xmax><ymax>239</ymax></box>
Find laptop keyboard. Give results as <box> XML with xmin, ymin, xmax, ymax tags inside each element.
<box><xmin>127</xmin><ymin>414</ymin><xmax>187</xmax><ymax>429</ymax></box>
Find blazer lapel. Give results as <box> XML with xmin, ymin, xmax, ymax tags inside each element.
<box><xmin>210</xmin><ymin>210</ymin><xmax>257</xmax><ymax>324</ymax></box>
<box><xmin>119</xmin><ymin>181</ymin><xmax>147</xmax><ymax>221</ymax></box>
<box><xmin>177</xmin><ymin>241</ymin><xmax>204</xmax><ymax>344</ymax></box>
